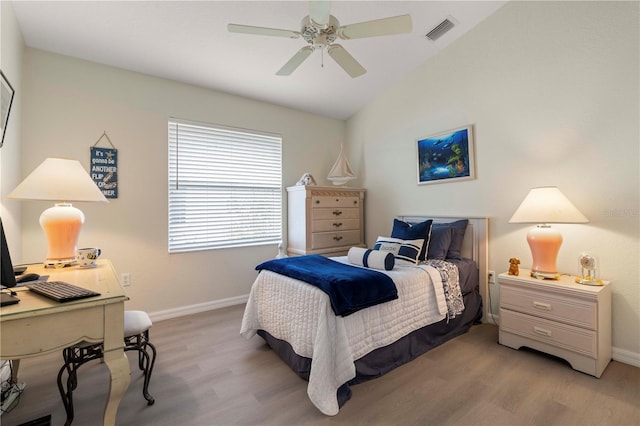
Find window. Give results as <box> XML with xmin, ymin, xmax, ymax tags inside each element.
<box><xmin>168</xmin><ymin>119</ymin><xmax>282</xmax><ymax>253</ymax></box>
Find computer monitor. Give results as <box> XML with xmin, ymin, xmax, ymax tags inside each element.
<box><xmin>1</xmin><ymin>217</ymin><xmax>18</xmax><ymax>289</ymax></box>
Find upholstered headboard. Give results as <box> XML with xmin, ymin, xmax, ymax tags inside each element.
<box><xmin>396</xmin><ymin>216</ymin><xmax>490</xmax><ymax>324</ymax></box>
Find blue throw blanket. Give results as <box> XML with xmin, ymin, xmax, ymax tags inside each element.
<box><xmin>255</xmin><ymin>255</ymin><xmax>398</xmax><ymax>316</ymax></box>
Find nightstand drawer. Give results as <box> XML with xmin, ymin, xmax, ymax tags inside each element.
<box><xmin>312</xmin><ymin>230</ymin><xmax>361</xmax><ymax>249</ymax></box>
<box><xmin>312</xmin><ymin>207</ymin><xmax>360</xmax><ymax>220</ymax></box>
<box><xmin>501</xmin><ymin>285</ymin><xmax>596</xmax><ymax>330</ymax></box>
<box><xmin>500</xmin><ymin>309</ymin><xmax>597</xmax><ymax>358</ymax></box>
<box><xmin>312</xmin><ymin>195</ymin><xmax>360</xmax><ymax>208</ymax></box>
<box><xmin>312</xmin><ymin>219</ymin><xmax>360</xmax><ymax>232</ymax></box>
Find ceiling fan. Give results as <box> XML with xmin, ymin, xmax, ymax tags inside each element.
<box><xmin>228</xmin><ymin>1</ymin><xmax>412</xmax><ymax>78</ymax></box>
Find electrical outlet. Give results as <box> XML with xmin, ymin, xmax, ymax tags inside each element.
<box><xmin>488</xmin><ymin>270</ymin><xmax>496</xmax><ymax>284</ymax></box>
<box><xmin>121</xmin><ymin>272</ymin><xmax>131</xmax><ymax>287</ymax></box>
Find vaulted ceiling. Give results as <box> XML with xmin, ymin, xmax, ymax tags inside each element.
<box><xmin>12</xmin><ymin>1</ymin><xmax>506</xmax><ymax>120</ymax></box>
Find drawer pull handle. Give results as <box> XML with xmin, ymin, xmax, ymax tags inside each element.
<box><xmin>533</xmin><ymin>301</ymin><xmax>552</xmax><ymax>311</ymax></box>
<box><xmin>333</xmin><ymin>236</ymin><xmax>343</xmax><ymax>241</ymax></box>
<box><xmin>333</xmin><ymin>222</ymin><xmax>343</xmax><ymax>228</ymax></box>
<box><xmin>533</xmin><ymin>326</ymin><xmax>552</xmax><ymax>337</ymax></box>
<box><xmin>315</xmin><ymin>200</ymin><xmax>320</xmax><ymax>204</ymax></box>
<box><xmin>332</xmin><ymin>210</ymin><xmax>342</xmax><ymax>216</ymax></box>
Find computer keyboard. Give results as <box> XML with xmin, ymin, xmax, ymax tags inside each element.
<box><xmin>26</xmin><ymin>281</ymin><xmax>101</xmax><ymax>303</ymax></box>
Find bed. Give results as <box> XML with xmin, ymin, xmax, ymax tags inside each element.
<box><xmin>241</xmin><ymin>216</ymin><xmax>489</xmax><ymax>415</ymax></box>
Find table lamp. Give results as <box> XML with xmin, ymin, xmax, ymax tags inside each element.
<box><xmin>8</xmin><ymin>158</ymin><xmax>108</xmax><ymax>267</ymax></box>
<box><xmin>509</xmin><ymin>186</ymin><xmax>588</xmax><ymax>279</ymax></box>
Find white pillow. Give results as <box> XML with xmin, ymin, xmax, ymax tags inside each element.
<box><xmin>373</xmin><ymin>236</ymin><xmax>424</xmax><ymax>265</ymax></box>
<box><xmin>347</xmin><ymin>247</ymin><xmax>395</xmax><ymax>271</ymax></box>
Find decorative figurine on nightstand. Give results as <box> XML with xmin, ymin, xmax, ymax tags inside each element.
<box><xmin>575</xmin><ymin>253</ymin><xmax>607</xmax><ymax>285</ymax></box>
<box><xmin>296</xmin><ymin>173</ymin><xmax>316</xmax><ymax>186</ymax></box>
<box><xmin>508</xmin><ymin>257</ymin><xmax>520</xmax><ymax>276</ymax></box>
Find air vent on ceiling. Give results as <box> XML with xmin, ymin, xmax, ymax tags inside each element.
<box><xmin>425</xmin><ymin>18</ymin><xmax>456</xmax><ymax>41</ymax></box>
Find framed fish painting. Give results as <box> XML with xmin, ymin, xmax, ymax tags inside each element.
<box><xmin>416</xmin><ymin>125</ymin><xmax>475</xmax><ymax>185</ymax></box>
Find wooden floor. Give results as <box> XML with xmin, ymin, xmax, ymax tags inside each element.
<box><xmin>2</xmin><ymin>304</ymin><xmax>639</xmax><ymax>426</ymax></box>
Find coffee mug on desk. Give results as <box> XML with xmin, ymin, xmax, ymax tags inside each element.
<box><xmin>77</xmin><ymin>248</ymin><xmax>101</xmax><ymax>268</ymax></box>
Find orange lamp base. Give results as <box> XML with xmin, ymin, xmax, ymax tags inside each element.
<box><xmin>39</xmin><ymin>203</ymin><xmax>85</xmax><ymax>267</ymax></box>
<box><xmin>527</xmin><ymin>224</ymin><xmax>562</xmax><ymax>280</ymax></box>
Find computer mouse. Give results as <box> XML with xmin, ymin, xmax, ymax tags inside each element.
<box><xmin>15</xmin><ymin>273</ymin><xmax>40</xmax><ymax>283</ymax></box>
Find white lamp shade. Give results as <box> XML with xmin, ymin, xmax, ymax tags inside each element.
<box><xmin>8</xmin><ymin>158</ymin><xmax>108</xmax><ymax>203</ymax></box>
<box><xmin>509</xmin><ymin>186</ymin><xmax>588</xmax><ymax>224</ymax></box>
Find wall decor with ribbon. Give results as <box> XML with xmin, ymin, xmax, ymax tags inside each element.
<box><xmin>90</xmin><ymin>131</ymin><xmax>118</xmax><ymax>199</ymax></box>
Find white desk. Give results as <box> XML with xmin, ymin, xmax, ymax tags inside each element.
<box><xmin>0</xmin><ymin>260</ymin><xmax>130</xmax><ymax>425</ymax></box>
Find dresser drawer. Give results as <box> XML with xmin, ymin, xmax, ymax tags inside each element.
<box><xmin>500</xmin><ymin>309</ymin><xmax>597</xmax><ymax>358</ymax></box>
<box><xmin>312</xmin><ymin>218</ymin><xmax>360</xmax><ymax>233</ymax></box>
<box><xmin>501</xmin><ymin>285</ymin><xmax>596</xmax><ymax>330</ymax></box>
<box><xmin>312</xmin><ymin>195</ymin><xmax>360</xmax><ymax>208</ymax></box>
<box><xmin>312</xmin><ymin>230</ymin><xmax>361</xmax><ymax>249</ymax></box>
<box><xmin>312</xmin><ymin>207</ymin><xmax>360</xmax><ymax>220</ymax></box>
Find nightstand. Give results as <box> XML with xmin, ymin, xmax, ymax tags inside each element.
<box><xmin>498</xmin><ymin>270</ymin><xmax>611</xmax><ymax>378</ymax></box>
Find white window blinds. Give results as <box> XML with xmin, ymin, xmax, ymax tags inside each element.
<box><xmin>168</xmin><ymin>119</ymin><xmax>282</xmax><ymax>253</ymax></box>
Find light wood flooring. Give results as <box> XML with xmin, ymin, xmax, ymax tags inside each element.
<box><xmin>2</xmin><ymin>304</ymin><xmax>639</xmax><ymax>426</ymax></box>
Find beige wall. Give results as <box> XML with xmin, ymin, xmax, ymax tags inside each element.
<box><xmin>346</xmin><ymin>1</ymin><xmax>639</xmax><ymax>362</ymax></box>
<box><xmin>10</xmin><ymin>47</ymin><xmax>345</xmax><ymax>317</ymax></box>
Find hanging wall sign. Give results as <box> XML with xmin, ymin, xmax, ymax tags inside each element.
<box><xmin>91</xmin><ymin>132</ymin><xmax>118</xmax><ymax>199</ymax></box>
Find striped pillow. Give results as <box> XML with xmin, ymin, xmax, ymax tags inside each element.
<box><xmin>374</xmin><ymin>236</ymin><xmax>424</xmax><ymax>265</ymax></box>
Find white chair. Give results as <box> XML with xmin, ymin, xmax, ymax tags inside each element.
<box><xmin>57</xmin><ymin>310</ymin><xmax>157</xmax><ymax>425</ymax></box>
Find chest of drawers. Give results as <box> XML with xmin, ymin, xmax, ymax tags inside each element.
<box><xmin>498</xmin><ymin>270</ymin><xmax>611</xmax><ymax>377</ymax></box>
<box><xmin>286</xmin><ymin>185</ymin><xmax>365</xmax><ymax>257</ymax></box>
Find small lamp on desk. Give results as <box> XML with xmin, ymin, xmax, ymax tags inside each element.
<box><xmin>509</xmin><ymin>186</ymin><xmax>588</xmax><ymax>279</ymax></box>
<box><xmin>8</xmin><ymin>158</ymin><xmax>108</xmax><ymax>267</ymax></box>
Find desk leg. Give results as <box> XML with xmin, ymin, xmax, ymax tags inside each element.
<box><xmin>10</xmin><ymin>359</ymin><xmax>20</xmax><ymax>383</ymax></box>
<box><xmin>102</xmin><ymin>302</ymin><xmax>131</xmax><ymax>426</ymax></box>
<box><xmin>102</xmin><ymin>349</ymin><xmax>130</xmax><ymax>426</ymax></box>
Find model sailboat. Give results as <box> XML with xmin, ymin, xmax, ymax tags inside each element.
<box><xmin>327</xmin><ymin>145</ymin><xmax>356</xmax><ymax>185</ymax></box>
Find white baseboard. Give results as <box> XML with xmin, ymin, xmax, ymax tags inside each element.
<box><xmin>148</xmin><ymin>294</ymin><xmax>249</xmax><ymax>323</ymax></box>
<box><xmin>612</xmin><ymin>347</ymin><xmax>640</xmax><ymax>368</ymax></box>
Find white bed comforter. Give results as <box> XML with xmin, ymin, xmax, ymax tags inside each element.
<box><xmin>240</xmin><ymin>259</ymin><xmax>449</xmax><ymax>415</ymax></box>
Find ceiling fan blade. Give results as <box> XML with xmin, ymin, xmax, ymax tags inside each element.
<box><xmin>338</xmin><ymin>14</ymin><xmax>412</xmax><ymax>40</ymax></box>
<box><xmin>327</xmin><ymin>44</ymin><xmax>366</xmax><ymax>78</ymax></box>
<box><xmin>309</xmin><ymin>0</ymin><xmax>331</xmax><ymax>27</ymax></box>
<box><xmin>228</xmin><ymin>23</ymin><xmax>300</xmax><ymax>39</ymax></box>
<box><xmin>276</xmin><ymin>46</ymin><xmax>314</xmax><ymax>76</ymax></box>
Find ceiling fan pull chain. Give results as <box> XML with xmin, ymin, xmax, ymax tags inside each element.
<box><xmin>321</xmin><ymin>48</ymin><xmax>324</xmax><ymax>68</ymax></box>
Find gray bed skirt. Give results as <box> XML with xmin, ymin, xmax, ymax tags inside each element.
<box><xmin>257</xmin><ymin>289</ymin><xmax>483</xmax><ymax>409</ymax></box>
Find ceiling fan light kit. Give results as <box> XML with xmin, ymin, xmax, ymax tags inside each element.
<box><xmin>228</xmin><ymin>1</ymin><xmax>412</xmax><ymax>78</ymax></box>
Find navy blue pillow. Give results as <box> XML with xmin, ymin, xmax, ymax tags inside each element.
<box><xmin>431</xmin><ymin>220</ymin><xmax>469</xmax><ymax>260</ymax></box>
<box><xmin>427</xmin><ymin>226</ymin><xmax>452</xmax><ymax>260</ymax></box>
<box><xmin>391</xmin><ymin>219</ymin><xmax>433</xmax><ymax>261</ymax></box>
<box><xmin>446</xmin><ymin>219</ymin><xmax>468</xmax><ymax>259</ymax></box>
